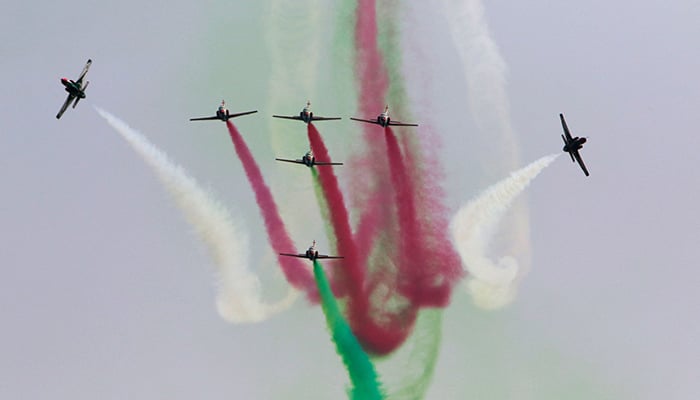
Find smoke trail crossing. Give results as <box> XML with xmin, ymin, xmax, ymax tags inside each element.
<box><xmin>450</xmin><ymin>154</ymin><xmax>559</xmax><ymax>309</ymax></box>
<box><xmin>95</xmin><ymin>107</ymin><xmax>296</xmax><ymax>323</ymax></box>
<box><xmin>313</xmin><ymin>259</ymin><xmax>385</xmax><ymax>400</ymax></box>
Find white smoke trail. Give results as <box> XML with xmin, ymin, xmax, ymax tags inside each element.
<box><xmin>442</xmin><ymin>0</ymin><xmax>515</xmax><ymax>154</ymax></box>
<box><xmin>450</xmin><ymin>154</ymin><xmax>559</xmax><ymax>309</ymax></box>
<box><xmin>95</xmin><ymin>107</ymin><xmax>297</xmax><ymax>323</ymax></box>
<box><xmin>443</xmin><ymin>0</ymin><xmax>537</xmax><ymax>301</ymax></box>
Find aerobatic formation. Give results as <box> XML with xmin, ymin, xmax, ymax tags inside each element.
<box><xmin>57</xmin><ymin>1</ymin><xmax>593</xmax><ymax>398</ymax></box>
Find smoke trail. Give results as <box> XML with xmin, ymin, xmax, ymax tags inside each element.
<box><xmin>95</xmin><ymin>107</ymin><xmax>296</xmax><ymax>323</ymax></box>
<box><xmin>313</xmin><ymin>259</ymin><xmax>384</xmax><ymax>400</ymax></box>
<box><xmin>225</xmin><ymin>121</ymin><xmax>317</xmax><ymax>298</ymax></box>
<box><xmin>442</xmin><ymin>0</ymin><xmax>517</xmax><ymax>162</ymax></box>
<box><xmin>309</xmin><ymin>123</ymin><xmax>418</xmax><ymax>355</ymax></box>
<box><xmin>384</xmin><ymin>310</ymin><xmax>443</xmax><ymax>400</ymax></box>
<box><xmin>442</xmin><ymin>0</ymin><xmax>532</xmax><ymax>278</ymax></box>
<box><xmin>383</xmin><ymin>129</ymin><xmax>420</xmax><ymax>292</ymax></box>
<box><xmin>307</xmin><ymin>124</ymin><xmax>364</xmax><ymax>294</ymax></box>
<box><xmin>450</xmin><ymin>154</ymin><xmax>559</xmax><ymax>309</ymax></box>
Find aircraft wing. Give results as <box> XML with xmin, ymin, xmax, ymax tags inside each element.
<box><xmin>572</xmin><ymin>150</ymin><xmax>590</xmax><ymax>176</ymax></box>
<box><xmin>388</xmin><ymin>121</ymin><xmax>418</xmax><ymax>127</ymax></box>
<box><xmin>314</xmin><ymin>161</ymin><xmax>343</xmax><ymax>166</ymax></box>
<box><xmin>349</xmin><ymin>117</ymin><xmax>380</xmax><ymax>125</ymax></box>
<box><xmin>56</xmin><ymin>93</ymin><xmax>75</xmax><ymax>119</ymax></box>
<box><xmin>316</xmin><ymin>255</ymin><xmax>344</xmax><ymax>259</ymax></box>
<box><xmin>279</xmin><ymin>252</ymin><xmax>306</xmax><ymax>258</ymax></box>
<box><xmin>189</xmin><ymin>116</ymin><xmax>219</xmax><ymax>121</ymax></box>
<box><xmin>275</xmin><ymin>158</ymin><xmax>304</xmax><ymax>165</ymax></box>
<box><xmin>560</xmin><ymin>113</ymin><xmax>573</xmax><ymax>141</ymax></box>
<box><xmin>228</xmin><ymin>110</ymin><xmax>258</xmax><ymax>118</ymax></box>
<box><xmin>76</xmin><ymin>59</ymin><xmax>92</xmax><ymax>84</ymax></box>
<box><xmin>272</xmin><ymin>115</ymin><xmax>303</xmax><ymax>121</ymax></box>
<box><xmin>311</xmin><ymin>116</ymin><xmax>342</xmax><ymax>121</ymax></box>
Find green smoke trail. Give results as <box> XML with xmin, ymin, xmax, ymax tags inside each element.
<box><xmin>313</xmin><ymin>259</ymin><xmax>384</xmax><ymax>400</ymax></box>
<box><xmin>384</xmin><ymin>310</ymin><xmax>443</xmax><ymax>400</ymax></box>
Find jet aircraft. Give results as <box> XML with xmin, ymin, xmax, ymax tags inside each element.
<box><xmin>56</xmin><ymin>59</ymin><xmax>92</xmax><ymax>119</ymax></box>
<box><xmin>560</xmin><ymin>113</ymin><xmax>589</xmax><ymax>176</ymax></box>
<box><xmin>279</xmin><ymin>241</ymin><xmax>344</xmax><ymax>261</ymax></box>
<box><xmin>190</xmin><ymin>100</ymin><xmax>257</xmax><ymax>121</ymax></box>
<box><xmin>350</xmin><ymin>105</ymin><xmax>418</xmax><ymax>127</ymax></box>
<box><xmin>272</xmin><ymin>101</ymin><xmax>341</xmax><ymax>124</ymax></box>
<box><xmin>276</xmin><ymin>150</ymin><xmax>343</xmax><ymax>167</ymax></box>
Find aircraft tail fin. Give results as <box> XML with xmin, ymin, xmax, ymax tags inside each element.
<box><xmin>72</xmin><ymin>97</ymin><xmax>81</xmax><ymax>108</ymax></box>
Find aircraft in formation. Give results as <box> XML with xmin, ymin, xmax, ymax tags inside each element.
<box><xmin>189</xmin><ymin>100</ymin><xmax>258</xmax><ymax>122</ymax></box>
<box><xmin>56</xmin><ymin>59</ymin><xmax>92</xmax><ymax>119</ymax></box>
<box><xmin>276</xmin><ymin>150</ymin><xmax>343</xmax><ymax>167</ymax></box>
<box><xmin>559</xmin><ymin>113</ymin><xmax>589</xmax><ymax>176</ymax></box>
<box><xmin>53</xmin><ymin>61</ymin><xmax>589</xmax><ymax>178</ymax></box>
<box><xmin>280</xmin><ymin>241</ymin><xmax>344</xmax><ymax>261</ymax></box>
<box><xmin>350</xmin><ymin>105</ymin><xmax>418</xmax><ymax>127</ymax></box>
<box><xmin>273</xmin><ymin>101</ymin><xmax>342</xmax><ymax>124</ymax></box>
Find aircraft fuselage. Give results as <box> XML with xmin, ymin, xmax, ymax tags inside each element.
<box><xmin>216</xmin><ymin>107</ymin><xmax>230</xmax><ymax>121</ymax></box>
<box><xmin>299</xmin><ymin>109</ymin><xmax>313</xmax><ymax>123</ymax></box>
<box><xmin>61</xmin><ymin>78</ymin><xmax>86</xmax><ymax>98</ymax></box>
<box><xmin>302</xmin><ymin>155</ymin><xmax>315</xmax><ymax>167</ymax></box>
<box><xmin>377</xmin><ymin>113</ymin><xmax>390</xmax><ymax>127</ymax></box>
<box><xmin>305</xmin><ymin>249</ymin><xmax>320</xmax><ymax>260</ymax></box>
<box><xmin>563</xmin><ymin>136</ymin><xmax>587</xmax><ymax>153</ymax></box>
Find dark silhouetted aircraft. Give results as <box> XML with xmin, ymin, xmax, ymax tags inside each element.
<box><xmin>279</xmin><ymin>241</ymin><xmax>344</xmax><ymax>261</ymax></box>
<box><xmin>560</xmin><ymin>113</ymin><xmax>589</xmax><ymax>177</ymax></box>
<box><xmin>350</xmin><ymin>105</ymin><xmax>418</xmax><ymax>127</ymax></box>
<box><xmin>272</xmin><ymin>101</ymin><xmax>341</xmax><ymax>124</ymax></box>
<box><xmin>189</xmin><ymin>100</ymin><xmax>257</xmax><ymax>121</ymax></box>
<box><xmin>56</xmin><ymin>59</ymin><xmax>91</xmax><ymax>119</ymax></box>
<box><xmin>276</xmin><ymin>150</ymin><xmax>343</xmax><ymax>167</ymax></box>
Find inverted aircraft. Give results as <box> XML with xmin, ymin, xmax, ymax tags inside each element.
<box><xmin>279</xmin><ymin>241</ymin><xmax>344</xmax><ymax>261</ymax></box>
<box><xmin>272</xmin><ymin>101</ymin><xmax>341</xmax><ymax>124</ymax></box>
<box><xmin>56</xmin><ymin>59</ymin><xmax>92</xmax><ymax>119</ymax></box>
<box><xmin>190</xmin><ymin>100</ymin><xmax>257</xmax><ymax>121</ymax></box>
<box><xmin>276</xmin><ymin>150</ymin><xmax>343</xmax><ymax>167</ymax></box>
<box><xmin>560</xmin><ymin>113</ymin><xmax>589</xmax><ymax>176</ymax></box>
<box><xmin>350</xmin><ymin>105</ymin><xmax>418</xmax><ymax>127</ymax></box>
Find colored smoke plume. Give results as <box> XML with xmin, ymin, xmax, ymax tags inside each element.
<box><xmin>225</xmin><ymin>121</ymin><xmax>317</xmax><ymax>298</ymax></box>
<box><xmin>95</xmin><ymin>107</ymin><xmax>296</xmax><ymax>322</ymax></box>
<box><xmin>450</xmin><ymin>154</ymin><xmax>559</xmax><ymax>309</ymax></box>
<box><xmin>313</xmin><ymin>259</ymin><xmax>384</xmax><ymax>400</ymax></box>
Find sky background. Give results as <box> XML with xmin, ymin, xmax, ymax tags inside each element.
<box><xmin>1</xmin><ymin>1</ymin><xmax>699</xmax><ymax>399</ymax></box>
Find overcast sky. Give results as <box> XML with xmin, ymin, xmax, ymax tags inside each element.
<box><xmin>1</xmin><ymin>1</ymin><xmax>698</xmax><ymax>399</ymax></box>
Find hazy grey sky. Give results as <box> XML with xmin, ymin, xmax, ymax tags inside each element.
<box><xmin>1</xmin><ymin>1</ymin><xmax>698</xmax><ymax>399</ymax></box>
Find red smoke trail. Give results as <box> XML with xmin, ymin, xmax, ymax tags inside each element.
<box><xmin>351</xmin><ymin>0</ymin><xmax>399</xmax><ymax>305</ymax></box>
<box><xmin>385</xmin><ymin>128</ymin><xmax>460</xmax><ymax>307</ymax></box>
<box><xmin>399</xmin><ymin>132</ymin><xmax>463</xmax><ymax>306</ymax></box>
<box><xmin>355</xmin><ymin>0</ymin><xmax>389</xmax><ymax>116</ymax></box>
<box><xmin>309</xmin><ymin>123</ymin><xmax>418</xmax><ymax>354</ymax></box>
<box><xmin>383</xmin><ymin>128</ymin><xmax>421</xmax><ymax>290</ymax></box>
<box><xmin>225</xmin><ymin>121</ymin><xmax>316</xmax><ymax>297</ymax></box>
<box><xmin>307</xmin><ymin>123</ymin><xmax>365</xmax><ymax>296</ymax></box>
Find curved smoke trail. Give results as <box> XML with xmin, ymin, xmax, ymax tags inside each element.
<box><xmin>225</xmin><ymin>121</ymin><xmax>317</xmax><ymax>297</ymax></box>
<box><xmin>443</xmin><ymin>0</ymin><xmax>538</xmax><ymax>305</ymax></box>
<box><xmin>450</xmin><ymin>154</ymin><xmax>559</xmax><ymax>309</ymax></box>
<box><xmin>95</xmin><ymin>107</ymin><xmax>297</xmax><ymax>323</ymax></box>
